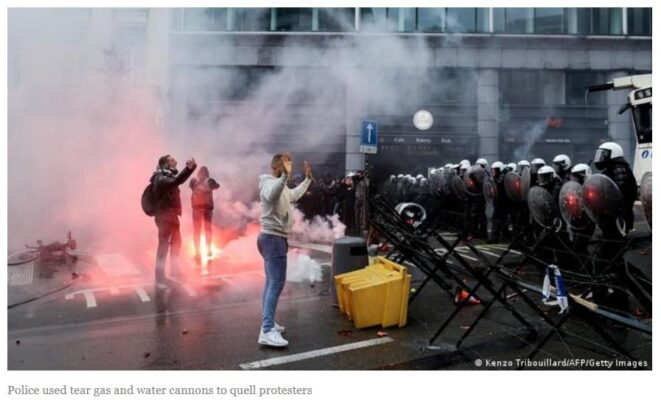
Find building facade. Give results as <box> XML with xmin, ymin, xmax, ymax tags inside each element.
<box><xmin>9</xmin><ymin>8</ymin><xmax>652</xmax><ymax>179</ymax></box>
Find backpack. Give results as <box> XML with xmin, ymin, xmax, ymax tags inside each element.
<box><xmin>141</xmin><ymin>182</ymin><xmax>157</xmax><ymax>216</ymax></box>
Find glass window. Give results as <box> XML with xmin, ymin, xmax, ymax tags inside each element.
<box><xmin>386</xmin><ymin>8</ymin><xmax>400</xmax><ymax>31</ymax></box>
<box><xmin>493</xmin><ymin>8</ymin><xmax>505</xmax><ymax>32</ymax></box>
<box><xmin>592</xmin><ymin>8</ymin><xmax>622</xmax><ymax>35</ymax></box>
<box><xmin>504</xmin><ymin>8</ymin><xmax>534</xmax><ymax>33</ymax></box>
<box><xmin>501</xmin><ymin>70</ymin><xmax>540</xmax><ymax>105</ymax></box>
<box><xmin>565</xmin><ymin>8</ymin><xmax>591</xmax><ymax>35</ymax></box>
<box><xmin>475</xmin><ymin>8</ymin><xmax>489</xmax><ymax>33</ymax></box>
<box><xmin>231</xmin><ymin>8</ymin><xmax>270</xmax><ymax>31</ymax></box>
<box><xmin>535</xmin><ymin>8</ymin><xmax>563</xmax><ymax>34</ymax></box>
<box><xmin>416</xmin><ymin>8</ymin><xmax>443</xmax><ymax>32</ymax></box>
<box><xmin>446</xmin><ymin>8</ymin><xmax>475</xmax><ymax>33</ymax></box>
<box><xmin>318</xmin><ymin>8</ymin><xmax>355</xmax><ymax>31</ymax></box>
<box><xmin>633</xmin><ymin>103</ymin><xmax>652</xmax><ymax>143</ymax></box>
<box><xmin>275</xmin><ymin>8</ymin><xmax>312</xmax><ymax>31</ymax></box>
<box><xmin>400</xmin><ymin>8</ymin><xmax>416</xmax><ymax>32</ymax></box>
<box><xmin>360</xmin><ymin>8</ymin><xmax>387</xmax><ymax>30</ymax></box>
<box><xmin>565</xmin><ymin>72</ymin><xmax>607</xmax><ymax>105</ymax></box>
<box><xmin>360</xmin><ymin>8</ymin><xmax>409</xmax><ymax>31</ymax></box>
<box><xmin>627</xmin><ymin>8</ymin><xmax>651</xmax><ymax>36</ymax></box>
<box><xmin>183</xmin><ymin>8</ymin><xmax>227</xmax><ymax>31</ymax></box>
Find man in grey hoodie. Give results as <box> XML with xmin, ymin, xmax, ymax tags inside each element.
<box><xmin>257</xmin><ymin>153</ymin><xmax>311</xmax><ymax>347</ymax></box>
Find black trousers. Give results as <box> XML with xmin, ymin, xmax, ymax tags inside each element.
<box><xmin>155</xmin><ymin>213</ymin><xmax>181</xmax><ymax>281</ymax></box>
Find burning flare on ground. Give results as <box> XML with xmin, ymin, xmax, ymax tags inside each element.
<box><xmin>189</xmin><ymin>234</ymin><xmax>223</xmax><ymax>275</ymax></box>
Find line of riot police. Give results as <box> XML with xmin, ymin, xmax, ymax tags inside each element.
<box><xmin>379</xmin><ymin>142</ymin><xmax>640</xmax><ymax>272</ymax></box>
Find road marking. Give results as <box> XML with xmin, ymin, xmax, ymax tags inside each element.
<box><xmin>239</xmin><ymin>337</ymin><xmax>394</xmax><ymax>370</ymax></box>
<box><xmin>134</xmin><ymin>287</ymin><xmax>150</xmax><ymax>302</ymax></box>
<box><xmin>488</xmin><ymin>244</ymin><xmax>521</xmax><ymax>255</ymax></box>
<box><xmin>66</xmin><ymin>290</ymin><xmax>99</xmax><ymax>308</ymax></box>
<box><xmin>452</xmin><ymin>248</ymin><xmax>479</xmax><ymax>261</ymax></box>
<box><xmin>473</xmin><ymin>248</ymin><xmax>501</xmax><ymax>258</ymax></box>
<box><xmin>65</xmin><ymin>283</ymin><xmax>159</xmax><ymax>308</ymax></box>
<box><xmin>9</xmin><ymin>262</ymin><xmax>35</xmax><ymax>286</ymax></box>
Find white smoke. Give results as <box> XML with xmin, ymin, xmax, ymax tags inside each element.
<box><xmin>286</xmin><ymin>249</ymin><xmax>323</xmax><ymax>284</ymax></box>
<box><xmin>8</xmin><ymin>8</ymin><xmax>477</xmax><ymax>257</ymax></box>
<box><xmin>511</xmin><ymin>119</ymin><xmax>550</xmax><ymax>161</ymax></box>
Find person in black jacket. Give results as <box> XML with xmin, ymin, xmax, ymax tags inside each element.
<box><xmin>594</xmin><ymin>142</ymin><xmax>638</xmax><ymax>234</ymax></box>
<box><xmin>151</xmin><ymin>154</ymin><xmax>196</xmax><ymax>285</ymax></box>
<box><xmin>567</xmin><ymin>163</ymin><xmax>595</xmax><ymax>258</ymax></box>
<box><xmin>537</xmin><ymin>165</ymin><xmax>563</xmax><ymax>205</ymax></box>
<box><xmin>189</xmin><ymin>166</ymin><xmax>220</xmax><ymax>261</ymax></box>
<box><xmin>552</xmin><ymin>154</ymin><xmax>572</xmax><ymax>183</ymax></box>
<box><xmin>593</xmin><ymin>142</ymin><xmax>640</xmax><ymax>311</ymax></box>
<box><xmin>536</xmin><ymin>165</ymin><xmax>569</xmax><ymax>264</ymax></box>
<box><xmin>488</xmin><ymin>161</ymin><xmax>510</xmax><ymax>243</ymax></box>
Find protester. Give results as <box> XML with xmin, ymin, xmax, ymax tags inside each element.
<box><xmin>257</xmin><ymin>153</ymin><xmax>312</xmax><ymax>347</ymax></box>
<box><xmin>189</xmin><ymin>166</ymin><xmax>220</xmax><ymax>261</ymax></box>
<box><xmin>151</xmin><ymin>155</ymin><xmax>196</xmax><ymax>286</ymax></box>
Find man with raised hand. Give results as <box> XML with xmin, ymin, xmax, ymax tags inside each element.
<box><xmin>256</xmin><ymin>153</ymin><xmax>312</xmax><ymax>347</ymax></box>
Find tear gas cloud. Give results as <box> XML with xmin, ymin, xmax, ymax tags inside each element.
<box><xmin>8</xmin><ymin>8</ymin><xmax>475</xmax><ymax>263</ymax></box>
<box><xmin>511</xmin><ymin>118</ymin><xmax>551</xmax><ymax>162</ymax></box>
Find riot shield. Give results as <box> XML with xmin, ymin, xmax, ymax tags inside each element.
<box><xmin>449</xmin><ymin>174</ymin><xmax>467</xmax><ymax>201</ymax></box>
<box><xmin>394</xmin><ymin>202</ymin><xmax>427</xmax><ymax>228</ymax></box>
<box><xmin>520</xmin><ymin>166</ymin><xmax>531</xmax><ymax>201</ymax></box>
<box><xmin>463</xmin><ymin>165</ymin><xmax>486</xmax><ymax>196</ymax></box>
<box><xmin>428</xmin><ymin>170</ymin><xmax>444</xmax><ymax>197</ymax></box>
<box><xmin>483</xmin><ymin>177</ymin><xmax>497</xmax><ymax>206</ymax></box>
<box><xmin>640</xmin><ymin>173</ymin><xmax>652</xmax><ymax>229</ymax></box>
<box><xmin>441</xmin><ymin>169</ymin><xmax>455</xmax><ymax>196</ymax></box>
<box><xmin>559</xmin><ymin>181</ymin><xmax>592</xmax><ymax>231</ymax></box>
<box><xmin>582</xmin><ymin>174</ymin><xmax>626</xmax><ymax>236</ymax></box>
<box><xmin>504</xmin><ymin>172</ymin><xmax>523</xmax><ymax>204</ymax></box>
<box><xmin>528</xmin><ymin>186</ymin><xmax>561</xmax><ymax>230</ymax></box>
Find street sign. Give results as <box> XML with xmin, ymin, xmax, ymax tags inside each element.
<box><xmin>360</xmin><ymin>120</ymin><xmax>379</xmax><ymax>154</ymax></box>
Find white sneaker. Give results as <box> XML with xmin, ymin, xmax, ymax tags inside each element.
<box><xmin>258</xmin><ymin>329</ymin><xmax>288</xmax><ymax>347</ymax></box>
<box><xmin>274</xmin><ymin>322</ymin><xmax>286</xmax><ymax>333</ymax></box>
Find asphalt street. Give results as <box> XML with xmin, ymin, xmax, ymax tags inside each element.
<box><xmin>7</xmin><ymin>224</ymin><xmax>652</xmax><ymax>370</ymax></box>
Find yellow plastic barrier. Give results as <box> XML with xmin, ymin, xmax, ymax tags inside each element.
<box><xmin>334</xmin><ymin>257</ymin><xmax>411</xmax><ymax>329</ymax></box>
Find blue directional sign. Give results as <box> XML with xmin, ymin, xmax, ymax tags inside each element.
<box><xmin>360</xmin><ymin>120</ymin><xmax>379</xmax><ymax>154</ymax></box>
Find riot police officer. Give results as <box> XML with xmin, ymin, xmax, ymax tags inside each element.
<box><xmin>536</xmin><ymin>165</ymin><xmax>570</xmax><ymax>264</ymax></box>
<box><xmin>537</xmin><ymin>165</ymin><xmax>563</xmax><ymax>204</ymax></box>
<box><xmin>530</xmin><ymin>158</ymin><xmax>546</xmax><ymax>186</ymax></box>
<box><xmin>488</xmin><ymin>161</ymin><xmax>510</xmax><ymax>243</ymax></box>
<box><xmin>568</xmin><ymin>163</ymin><xmax>595</xmax><ymax>257</ymax></box>
<box><xmin>594</xmin><ymin>142</ymin><xmax>637</xmax><ymax>234</ymax></box>
<box><xmin>592</xmin><ymin>142</ymin><xmax>639</xmax><ymax>311</ymax></box>
<box><xmin>552</xmin><ymin>154</ymin><xmax>572</xmax><ymax>183</ymax></box>
<box><xmin>517</xmin><ymin>160</ymin><xmax>531</xmax><ymax>175</ymax></box>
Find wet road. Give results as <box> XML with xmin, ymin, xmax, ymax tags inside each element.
<box><xmin>7</xmin><ymin>229</ymin><xmax>652</xmax><ymax>370</ymax></box>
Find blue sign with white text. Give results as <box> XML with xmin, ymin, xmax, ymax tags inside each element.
<box><xmin>360</xmin><ymin>120</ymin><xmax>379</xmax><ymax>154</ymax></box>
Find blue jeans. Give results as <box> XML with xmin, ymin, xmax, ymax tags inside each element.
<box><xmin>257</xmin><ymin>233</ymin><xmax>288</xmax><ymax>333</ymax></box>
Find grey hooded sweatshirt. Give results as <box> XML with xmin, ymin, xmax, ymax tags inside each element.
<box><xmin>258</xmin><ymin>174</ymin><xmax>311</xmax><ymax>238</ymax></box>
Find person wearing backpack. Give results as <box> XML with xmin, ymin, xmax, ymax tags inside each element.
<box><xmin>150</xmin><ymin>154</ymin><xmax>196</xmax><ymax>286</ymax></box>
<box><xmin>189</xmin><ymin>166</ymin><xmax>220</xmax><ymax>262</ymax></box>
